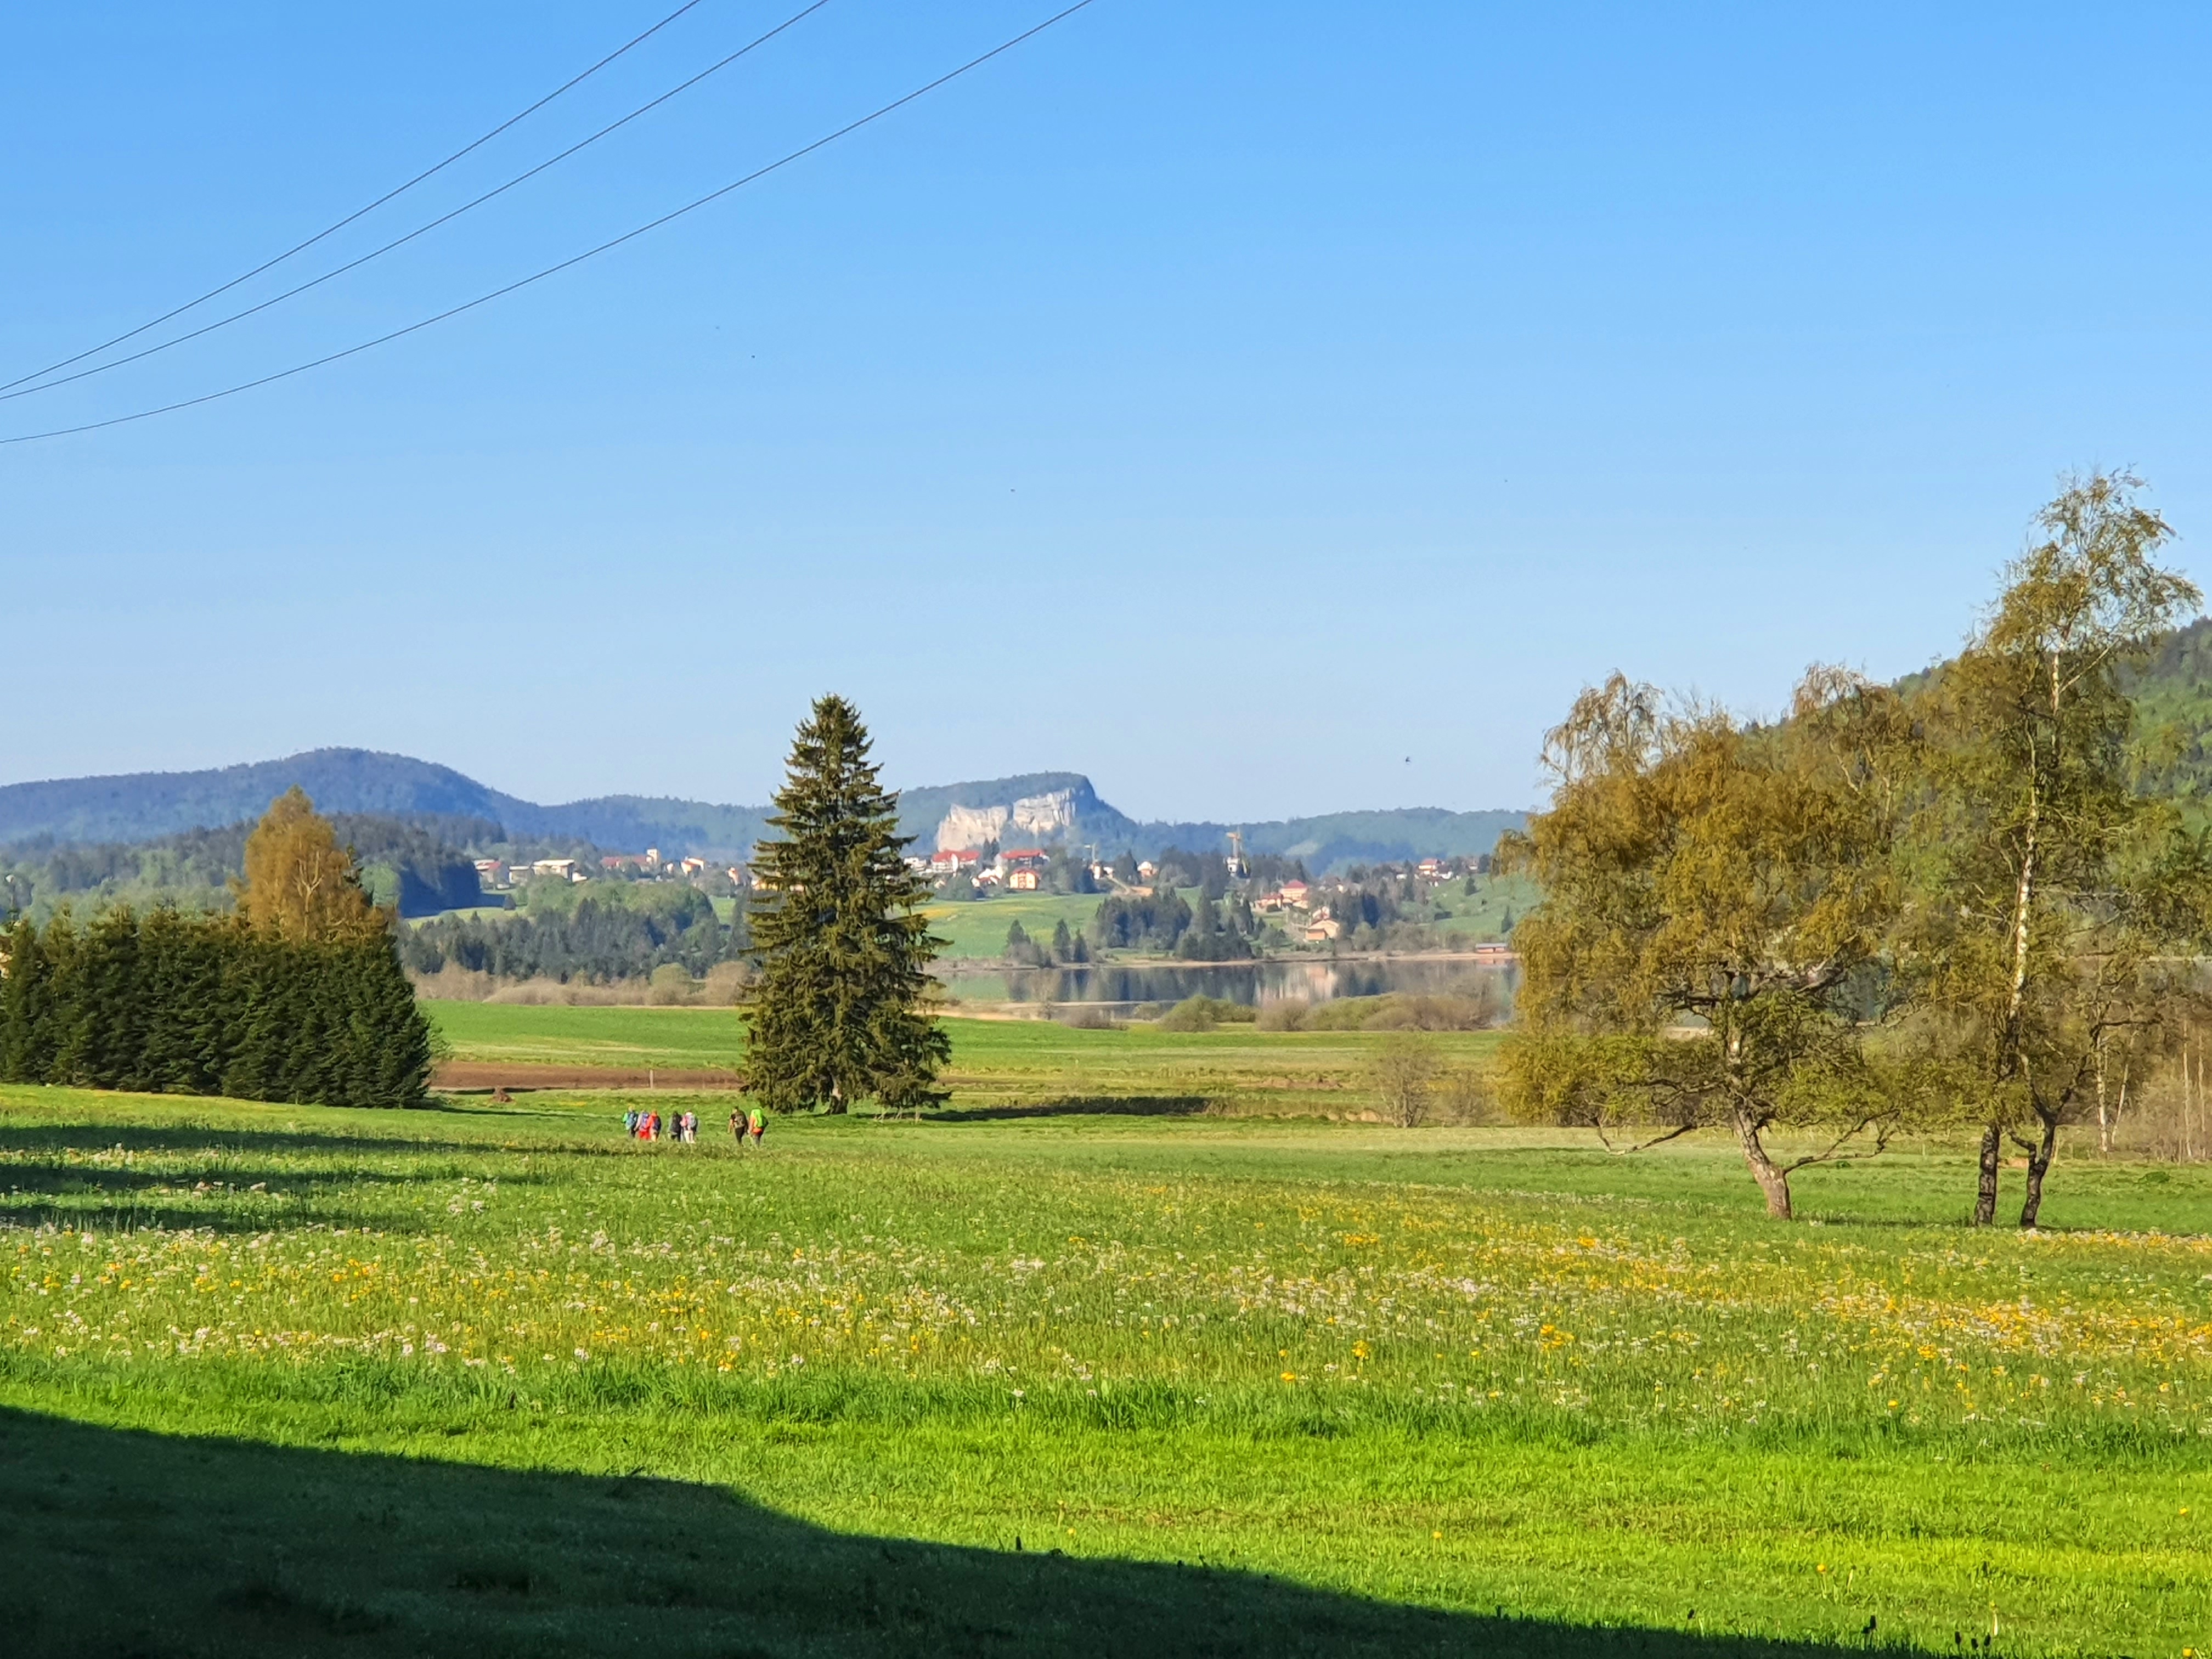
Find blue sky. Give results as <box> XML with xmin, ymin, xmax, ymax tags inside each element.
<box><xmin>5</xmin><ymin>2</ymin><xmax>2210</xmax><ymax>821</ymax></box>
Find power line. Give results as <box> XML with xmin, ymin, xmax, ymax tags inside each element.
<box><xmin>0</xmin><ymin>1</ymin><xmax>1097</xmax><ymax>448</ymax></box>
<box><xmin>1</xmin><ymin>0</ymin><xmax>834</xmax><ymax>405</ymax></box>
<box><xmin>0</xmin><ymin>0</ymin><xmax>713</xmax><ymax>396</ymax></box>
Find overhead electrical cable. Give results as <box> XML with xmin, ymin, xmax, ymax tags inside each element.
<box><xmin>0</xmin><ymin>0</ymin><xmax>835</xmax><ymax>404</ymax></box>
<box><xmin>0</xmin><ymin>0</ymin><xmax>712</xmax><ymax>396</ymax></box>
<box><xmin>0</xmin><ymin>0</ymin><xmax>1097</xmax><ymax>447</ymax></box>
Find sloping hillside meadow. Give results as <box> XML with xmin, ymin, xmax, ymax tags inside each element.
<box><xmin>0</xmin><ymin>1005</ymin><xmax>2207</xmax><ymax>1655</ymax></box>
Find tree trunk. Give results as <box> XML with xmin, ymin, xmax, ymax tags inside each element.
<box><xmin>1973</xmin><ymin>1121</ymin><xmax>2001</xmax><ymax>1227</ymax></box>
<box><xmin>1732</xmin><ymin>1109</ymin><xmax>1793</xmax><ymax>1220</ymax></box>
<box><xmin>2095</xmin><ymin>1042</ymin><xmax>2111</xmax><ymax>1156</ymax></box>
<box><xmin>2019</xmin><ymin>1114</ymin><xmax>2059</xmax><ymax>1228</ymax></box>
<box><xmin>1991</xmin><ymin>729</ymin><xmax>2041</xmax><ymax>1217</ymax></box>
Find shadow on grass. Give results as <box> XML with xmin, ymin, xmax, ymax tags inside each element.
<box><xmin>0</xmin><ymin>1120</ymin><xmax>565</xmax><ymax>1234</ymax></box>
<box><xmin>0</xmin><ymin>1118</ymin><xmax>500</xmax><ymax>1159</ymax></box>
<box><xmin>929</xmin><ymin>1095</ymin><xmax>1217</xmax><ymax>1124</ymax></box>
<box><xmin>0</xmin><ymin>1405</ymin><xmax>1885</xmax><ymax>1659</ymax></box>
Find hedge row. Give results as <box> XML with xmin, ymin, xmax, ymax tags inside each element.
<box><xmin>0</xmin><ymin>907</ymin><xmax>433</xmax><ymax>1109</ymax></box>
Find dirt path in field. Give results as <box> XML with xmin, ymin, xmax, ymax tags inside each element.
<box><xmin>433</xmin><ymin>1062</ymin><xmax>742</xmax><ymax>1092</ymax></box>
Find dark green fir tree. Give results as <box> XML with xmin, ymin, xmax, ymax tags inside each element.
<box><xmin>743</xmin><ymin>696</ymin><xmax>947</xmax><ymax>1115</ymax></box>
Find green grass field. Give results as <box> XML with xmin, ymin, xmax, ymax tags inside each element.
<box><xmin>4</xmin><ymin>1004</ymin><xmax>2210</xmax><ymax>1655</ymax></box>
<box><xmin>428</xmin><ymin>1001</ymin><xmax>1499</xmax><ymax>1119</ymax></box>
<box><xmin>432</xmin><ymin>1000</ymin><xmax>754</xmax><ymax>1073</ymax></box>
<box><xmin>1430</xmin><ymin>872</ymin><xmax>1542</xmax><ymax>941</ymax></box>
<box><xmin>923</xmin><ymin>889</ymin><xmax>1119</xmax><ymax>961</ymax></box>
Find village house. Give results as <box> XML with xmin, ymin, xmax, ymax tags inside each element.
<box><xmin>927</xmin><ymin>848</ymin><xmax>983</xmax><ymax>877</ymax></box>
<box><xmin>1302</xmin><ymin>906</ymin><xmax>1341</xmax><ymax>943</ymax></box>
<box><xmin>1277</xmin><ymin>879</ymin><xmax>1311</xmax><ymax>908</ymax></box>
<box><xmin>473</xmin><ymin>858</ymin><xmax>507</xmax><ymax>886</ymax></box>
<box><xmin>996</xmin><ymin>849</ymin><xmax>1049</xmax><ymax>891</ymax></box>
<box><xmin>531</xmin><ymin>857</ymin><xmax>579</xmax><ymax>881</ymax></box>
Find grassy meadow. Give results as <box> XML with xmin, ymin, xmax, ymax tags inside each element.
<box><xmin>923</xmin><ymin>889</ymin><xmax>1129</xmax><ymax>962</ymax></box>
<box><xmin>2</xmin><ymin>1002</ymin><xmax>2210</xmax><ymax>1655</ymax></box>
<box><xmin>430</xmin><ymin>1000</ymin><xmax>1499</xmax><ymax>1118</ymax></box>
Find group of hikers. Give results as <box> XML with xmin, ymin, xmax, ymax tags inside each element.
<box><xmin>622</xmin><ymin>1105</ymin><xmax>765</xmax><ymax>1149</ymax></box>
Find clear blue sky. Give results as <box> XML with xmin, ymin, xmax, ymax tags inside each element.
<box><xmin>5</xmin><ymin>2</ymin><xmax>2210</xmax><ymax>821</ymax></box>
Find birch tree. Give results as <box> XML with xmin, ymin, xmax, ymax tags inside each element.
<box><xmin>1903</xmin><ymin>471</ymin><xmax>2210</xmax><ymax>1226</ymax></box>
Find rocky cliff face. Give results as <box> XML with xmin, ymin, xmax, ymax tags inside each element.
<box><xmin>933</xmin><ymin>788</ymin><xmax>1082</xmax><ymax>851</ymax></box>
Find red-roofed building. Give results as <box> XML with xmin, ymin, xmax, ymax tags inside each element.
<box><xmin>927</xmin><ymin>848</ymin><xmax>984</xmax><ymax>876</ymax></box>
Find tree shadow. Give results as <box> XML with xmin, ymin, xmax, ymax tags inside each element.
<box><xmin>0</xmin><ymin>1404</ymin><xmax>1884</xmax><ymax>1659</ymax></box>
<box><xmin>0</xmin><ymin>1121</ymin><xmax>557</xmax><ymax>1235</ymax></box>
<box><xmin>929</xmin><ymin>1096</ymin><xmax>1216</xmax><ymax>1124</ymax></box>
<box><xmin>0</xmin><ymin>1118</ymin><xmax>503</xmax><ymax>1160</ymax></box>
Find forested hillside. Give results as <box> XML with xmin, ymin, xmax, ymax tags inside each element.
<box><xmin>398</xmin><ymin>878</ymin><xmax>746</xmax><ymax>985</ymax></box>
<box><xmin>2123</xmin><ymin>615</ymin><xmax>2212</xmax><ymax>796</ymax></box>
<box><xmin>0</xmin><ymin>815</ymin><xmax>489</xmax><ymax>922</ymax></box>
<box><xmin>0</xmin><ymin>750</ymin><xmax>1527</xmax><ymax>870</ymax></box>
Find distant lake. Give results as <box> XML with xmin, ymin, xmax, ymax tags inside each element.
<box><xmin>937</xmin><ymin>955</ymin><xmax>1517</xmax><ymax>1009</ymax></box>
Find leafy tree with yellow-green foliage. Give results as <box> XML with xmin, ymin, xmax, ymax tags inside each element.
<box><xmin>1500</xmin><ymin>667</ymin><xmax>1918</xmax><ymax>1218</ymax></box>
<box><xmin>237</xmin><ymin>785</ymin><xmax>383</xmax><ymax>944</ymax></box>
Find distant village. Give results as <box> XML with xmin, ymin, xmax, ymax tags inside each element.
<box><xmin>464</xmin><ymin>839</ymin><xmax>1509</xmax><ymax>958</ymax></box>
<box><xmin>909</xmin><ymin>844</ymin><xmax>1502</xmax><ymax>950</ymax></box>
<box><xmin>471</xmin><ymin>849</ymin><xmax>740</xmax><ymax>889</ymax></box>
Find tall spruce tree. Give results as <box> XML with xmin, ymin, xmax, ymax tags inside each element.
<box><xmin>743</xmin><ymin>696</ymin><xmax>947</xmax><ymax>1115</ymax></box>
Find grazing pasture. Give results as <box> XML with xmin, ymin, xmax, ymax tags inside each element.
<box><xmin>1</xmin><ymin>1006</ymin><xmax>2208</xmax><ymax>1653</ymax></box>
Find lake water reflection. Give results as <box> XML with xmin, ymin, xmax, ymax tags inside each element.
<box><xmin>938</xmin><ymin>954</ymin><xmax>1517</xmax><ymax>1009</ymax></box>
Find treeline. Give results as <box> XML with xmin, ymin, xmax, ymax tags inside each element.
<box><xmin>400</xmin><ymin>885</ymin><xmax>743</xmax><ymax>982</ymax></box>
<box><xmin>0</xmin><ymin>787</ymin><xmax>437</xmax><ymax>1109</ymax></box>
<box><xmin>0</xmin><ymin>908</ymin><xmax>431</xmax><ymax>1108</ymax></box>
<box><xmin>1090</xmin><ymin>889</ymin><xmax>1193</xmax><ymax>953</ymax></box>
<box><xmin>0</xmin><ymin>812</ymin><xmax>492</xmax><ymax>921</ymax></box>
<box><xmin>1505</xmin><ymin>472</ymin><xmax>2212</xmax><ymax>1228</ymax></box>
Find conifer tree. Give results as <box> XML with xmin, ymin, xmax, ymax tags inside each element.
<box><xmin>0</xmin><ymin>917</ymin><xmax>55</xmax><ymax>1083</ymax></box>
<box><xmin>744</xmin><ymin>696</ymin><xmax>947</xmax><ymax>1115</ymax></box>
